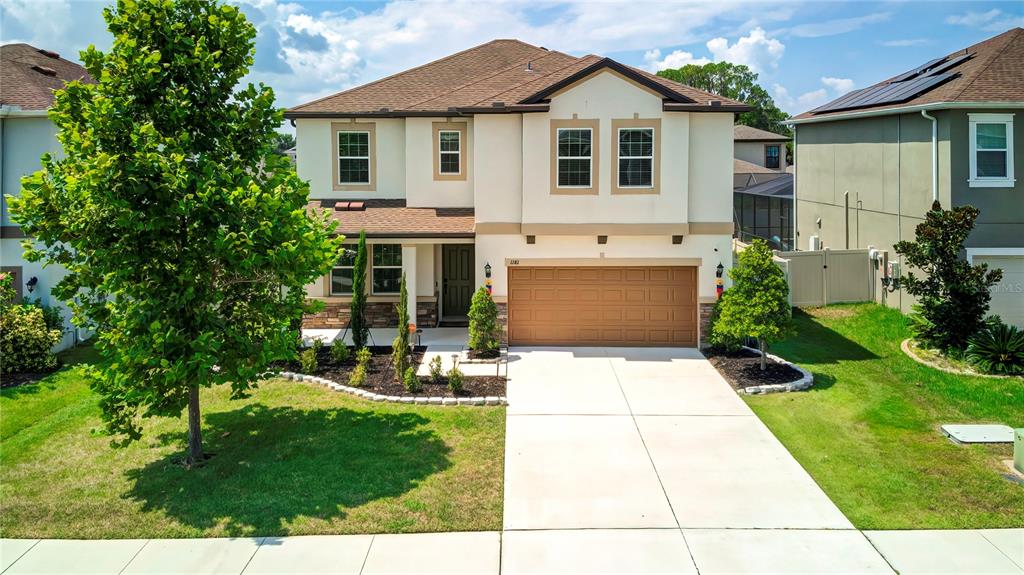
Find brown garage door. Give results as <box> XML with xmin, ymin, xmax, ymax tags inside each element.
<box><xmin>507</xmin><ymin>266</ymin><xmax>698</xmax><ymax>346</ymax></box>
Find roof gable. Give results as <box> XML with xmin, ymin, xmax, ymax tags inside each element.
<box><xmin>519</xmin><ymin>58</ymin><xmax>695</xmax><ymax>104</ymax></box>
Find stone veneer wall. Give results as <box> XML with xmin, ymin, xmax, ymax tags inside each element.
<box><xmin>698</xmin><ymin>302</ymin><xmax>715</xmax><ymax>348</ymax></box>
<box><xmin>303</xmin><ymin>301</ymin><xmax>438</xmax><ymax>329</ymax></box>
<box><xmin>495</xmin><ymin>302</ymin><xmax>508</xmax><ymax>344</ymax></box>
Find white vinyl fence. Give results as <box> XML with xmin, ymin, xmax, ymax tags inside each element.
<box><xmin>733</xmin><ymin>240</ymin><xmax>875</xmax><ymax>307</ymax></box>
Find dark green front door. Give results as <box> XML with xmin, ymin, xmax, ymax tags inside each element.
<box><xmin>442</xmin><ymin>244</ymin><xmax>474</xmax><ymax>318</ymax></box>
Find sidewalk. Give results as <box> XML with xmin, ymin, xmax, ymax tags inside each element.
<box><xmin>2</xmin><ymin>529</ymin><xmax>1022</xmax><ymax>574</ymax></box>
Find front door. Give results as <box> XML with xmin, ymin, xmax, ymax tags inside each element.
<box><xmin>442</xmin><ymin>244</ymin><xmax>474</xmax><ymax>319</ymax></box>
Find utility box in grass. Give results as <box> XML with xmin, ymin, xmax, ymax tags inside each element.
<box><xmin>1016</xmin><ymin>429</ymin><xmax>1024</xmax><ymax>474</ymax></box>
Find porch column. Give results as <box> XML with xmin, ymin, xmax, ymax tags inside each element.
<box><xmin>401</xmin><ymin>244</ymin><xmax>417</xmax><ymax>326</ymax></box>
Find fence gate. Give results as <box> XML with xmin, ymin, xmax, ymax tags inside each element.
<box><xmin>774</xmin><ymin>249</ymin><xmax>873</xmax><ymax>307</ymax></box>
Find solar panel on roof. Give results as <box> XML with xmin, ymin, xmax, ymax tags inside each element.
<box><xmin>811</xmin><ymin>72</ymin><xmax>957</xmax><ymax>114</ymax></box>
<box><xmin>889</xmin><ymin>57</ymin><xmax>946</xmax><ymax>82</ymax></box>
<box><xmin>924</xmin><ymin>53</ymin><xmax>972</xmax><ymax>76</ymax></box>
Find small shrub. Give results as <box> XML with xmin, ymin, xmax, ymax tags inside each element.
<box><xmin>356</xmin><ymin>346</ymin><xmax>371</xmax><ymax>366</ymax></box>
<box><xmin>966</xmin><ymin>321</ymin><xmax>1024</xmax><ymax>375</ymax></box>
<box><xmin>331</xmin><ymin>338</ymin><xmax>350</xmax><ymax>364</ymax></box>
<box><xmin>349</xmin><ymin>364</ymin><xmax>366</xmax><ymax>387</ymax></box>
<box><xmin>350</xmin><ymin>232</ymin><xmax>370</xmax><ymax>349</ymax></box>
<box><xmin>705</xmin><ymin>298</ymin><xmax>741</xmax><ymax>353</ymax></box>
<box><xmin>0</xmin><ymin>274</ymin><xmax>60</xmax><ymax>373</ymax></box>
<box><xmin>299</xmin><ymin>348</ymin><xmax>318</xmax><ymax>374</ymax></box>
<box><xmin>310</xmin><ymin>337</ymin><xmax>325</xmax><ymax>354</ymax></box>
<box><xmin>26</xmin><ymin>298</ymin><xmax>65</xmax><ymax>334</ymax></box>
<box><xmin>468</xmin><ymin>287</ymin><xmax>501</xmax><ymax>352</ymax></box>
<box><xmin>403</xmin><ymin>366</ymin><xmax>421</xmax><ymax>392</ymax></box>
<box><xmin>392</xmin><ymin>272</ymin><xmax>410</xmax><ymax>374</ymax></box>
<box><xmin>428</xmin><ymin>355</ymin><xmax>444</xmax><ymax>384</ymax></box>
<box><xmin>447</xmin><ymin>366</ymin><xmax>465</xmax><ymax>394</ymax></box>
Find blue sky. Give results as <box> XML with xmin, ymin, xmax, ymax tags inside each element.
<box><xmin>2</xmin><ymin>0</ymin><xmax>1022</xmax><ymax>116</ymax></box>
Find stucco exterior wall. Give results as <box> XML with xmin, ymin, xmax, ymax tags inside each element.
<box><xmin>405</xmin><ymin>117</ymin><xmax>473</xmax><ymax>208</ymax></box>
<box><xmin>689</xmin><ymin>113</ymin><xmax>734</xmax><ymax>223</ymax></box>
<box><xmin>520</xmin><ymin>71</ymin><xmax>702</xmax><ymax>225</ymax></box>
<box><xmin>2</xmin><ymin>117</ymin><xmax>60</xmax><ymax>226</ymax></box>
<box><xmin>475</xmin><ymin>233</ymin><xmax>732</xmax><ymax>301</ymax></box>
<box><xmin>735</xmin><ymin>140</ymin><xmax>787</xmax><ymax>172</ymax></box>
<box><xmin>295</xmin><ymin>117</ymin><xmax>406</xmax><ymax>200</ymax></box>
<box><xmin>473</xmin><ymin>114</ymin><xmax>523</xmax><ymax>224</ymax></box>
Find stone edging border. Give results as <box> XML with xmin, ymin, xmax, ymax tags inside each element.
<box><xmin>900</xmin><ymin>338</ymin><xmax>1011</xmax><ymax>380</ymax></box>
<box><xmin>275</xmin><ymin>371</ymin><xmax>508</xmax><ymax>406</ymax></box>
<box><xmin>737</xmin><ymin>346</ymin><xmax>814</xmax><ymax>395</ymax></box>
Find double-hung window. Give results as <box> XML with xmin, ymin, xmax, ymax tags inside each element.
<box><xmin>371</xmin><ymin>244</ymin><xmax>402</xmax><ymax>295</ymax></box>
<box><xmin>439</xmin><ymin>130</ymin><xmax>461</xmax><ymax>175</ymax></box>
<box><xmin>557</xmin><ymin>128</ymin><xmax>593</xmax><ymax>187</ymax></box>
<box><xmin>330</xmin><ymin>246</ymin><xmax>357</xmax><ymax>296</ymax></box>
<box><xmin>617</xmin><ymin>128</ymin><xmax>654</xmax><ymax>187</ymax></box>
<box><xmin>969</xmin><ymin>114</ymin><xmax>1015</xmax><ymax>188</ymax></box>
<box><xmin>338</xmin><ymin>131</ymin><xmax>370</xmax><ymax>184</ymax></box>
<box><xmin>765</xmin><ymin>144</ymin><xmax>781</xmax><ymax>169</ymax></box>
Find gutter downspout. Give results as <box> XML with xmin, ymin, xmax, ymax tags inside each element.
<box><xmin>792</xmin><ymin>125</ymin><xmax>798</xmax><ymax>250</ymax></box>
<box><xmin>921</xmin><ymin>110</ymin><xmax>938</xmax><ymax>203</ymax></box>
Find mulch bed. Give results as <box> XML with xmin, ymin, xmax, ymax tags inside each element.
<box><xmin>2</xmin><ymin>367</ymin><xmax>60</xmax><ymax>389</ymax></box>
<box><xmin>706</xmin><ymin>347</ymin><xmax>803</xmax><ymax>391</ymax></box>
<box><xmin>278</xmin><ymin>346</ymin><xmax>506</xmax><ymax>398</ymax></box>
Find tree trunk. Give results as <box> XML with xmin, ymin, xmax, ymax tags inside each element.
<box><xmin>759</xmin><ymin>338</ymin><xmax>767</xmax><ymax>371</ymax></box>
<box><xmin>186</xmin><ymin>385</ymin><xmax>204</xmax><ymax>466</ymax></box>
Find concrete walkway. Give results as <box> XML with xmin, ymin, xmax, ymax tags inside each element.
<box><xmin>2</xmin><ymin>345</ymin><xmax>1021</xmax><ymax>574</ymax></box>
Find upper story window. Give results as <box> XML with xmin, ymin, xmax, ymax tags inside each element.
<box><xmin>371</xmin><ymin>244</ymin><xmax>403</xmax><ymax>295</ymax></box>
<box><xmin>432</xmin><ymin>122</ymin><xmax>467</xmax><ymax>181</ymax></box>
<box><xmin>330</xmin><ymin>246</ymin><xmax>357</xmax><ymax>296</ymax></box>
<box><xmin>617</xmin><ymin>128</ymin><xmax>654</xmax><ymax>187</ymax></box>
<box><xmin>969</xmin><ymin>113</ymin><xmax>1015</xmax><ymax>188</ymax></box>
<box><xmin>765</xmin><ymin>144</ymin><xmax>781</xmax><ymax>169</ymax></box>
<box><xmin>557</xmin><ymin>128</ymin><xmax>593</xmax><ymax>187</ymax></box>
<box><xmin>439</xmin><ymin>131</ymin><xmax>461</xmax><ymax>174</ymax></box>
<box><xmin>332</xmin><ymin>122</ymin><xmax>376</xmax><ymax>191</ymax></box>
<box><xmin>338</xmin><ymin>132</ymin><xmax>370</xmax><ymax>184</ymax></box>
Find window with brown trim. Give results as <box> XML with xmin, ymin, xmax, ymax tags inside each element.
<box><xmin>550</xmin><ymin>118</ymin><xmax>599</xmax><ymax>195</ymax></box>
<box><xmin>432</xmin><ymin>122</ymin><xmax>468</xmax><ymax>181</ymax></box>
<box><xmin>331</xmin><ymin>122</ymin><xmax>376</xmax><ymax>191</ymax></box>
<box><xmin>371</xmin><ymin>244</ymin><xmax>403</xmax><ymax>295</ymax></box>
<box><xmin>330</xmin><ymin>245</ymin><xmax>358</xmax><ymax>296</ymax></box>
<box><xmin>611</xmin><ymin>118</ymin><xmax>660</xmax><ymax>194</ymax></box>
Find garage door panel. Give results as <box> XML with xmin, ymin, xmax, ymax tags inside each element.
<box><xmin>508</xmin><ymin>265</ymin><xmax>699</xmax><ymax>346</ymax></box>
<box><xmin>977</xmin><ymin>256</ymin><xmax>1023</xmax><ymax>327</ymax></box>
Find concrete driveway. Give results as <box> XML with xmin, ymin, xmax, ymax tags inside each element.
<box><xmin>502</xmin><ymin>346</ymin><xmax>893</xmax><ymax>573</ymax></box>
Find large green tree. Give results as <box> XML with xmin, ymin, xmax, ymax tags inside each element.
<box><xmin>657</xmin><ymin>62</ymin><xmax>790</xmax><ymax>135</ymax></box>
<box><xmin>9</xmin><ymin>0</ymin><xmax>341</xmax><ymax>465</ymax></box>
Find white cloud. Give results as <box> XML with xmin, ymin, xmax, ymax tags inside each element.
<box><xmin>643</xmin><ymin>49</ymin><xmax>711</xmax><ymax>72</ymax></box>
<box><xmin>785</xmin><ymin>12</ymin><xmax>891</xmax><ymax>38</ymax></box>
<box><xmin>706</xmin><ymin>27</ymin><xmax>785</xmax><ymax>73</ymax></box>
<box><xmin>946</xmin><ymin>9</ymin><xmax>1024</xmax><ymax>32</ymax></box>
<box><xmin>879</xmin><ymin>38</ymin><xmax>930</xmax><ymax>47</ymax></box>
<box><xmin>821</xmin><ymin>76</ymin><xmax>854</xmax><ymax>94</ymax></box>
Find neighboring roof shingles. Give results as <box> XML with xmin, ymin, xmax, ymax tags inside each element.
<box><xmin>793</xmin><ymin>27</ymin><xmax>1024</xmax><ymax>120</ymax></box>
<box><xmin>0</xmin><ymin>43</ymin><xmax>92</xmax><ymax>111</ymax></box>
<box><xmin>734</xmin><ymin>158</ymin><xmax>778</xmax><ymax>174</ymax></box>
<box><xmin>735</xmin><ymin>174</ymin><xmax>793</xmax><ymax>198</ymax></box>
<box><xmin>310</xmin><ymin>200</ymin><xmax>475</xmax><ymax>237</ymax></box>
<box><xmin>288</xmin><ymin>39</ymin><xmax>746</xmax><ymax>116</ymax></box>
<box><xmin>734</xmin><ymin>125</ymin><xmax>790</xmax><ymax>141</ymax></box>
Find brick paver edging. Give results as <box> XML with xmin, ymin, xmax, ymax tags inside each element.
<box><xmin>276</xmin><ymin>371</ymin><xmax>508</xmax><ymax>406</ymax></box>
<box><xmin>737</xmin><ymin>346</ymin><xmax>814</xmax><ymax>394</ymax></box>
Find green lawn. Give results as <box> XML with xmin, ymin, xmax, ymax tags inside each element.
<box><xmin>745</xmin><ymin>303</ymin><xmax>1023</xmax><ymax>530</ymax></box>
<box><xmin>1</xmin><ymin>347</ymin><xmax>505</xmax><ymax>539</ymax></box>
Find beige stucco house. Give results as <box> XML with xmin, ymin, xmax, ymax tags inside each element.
<box><xmin>286</xmin><ymin>40</ymin><xmax>747</xmax><ymax>347</ymax></box>
<box><xmin>788</xmin><ymin>28</ymin><xmax>1023</xmax><ymax>325</ymax></box>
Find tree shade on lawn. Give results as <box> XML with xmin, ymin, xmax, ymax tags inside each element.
<box><xmin>8</xmin><ymin>0</ymin><xmax>341</xmax><ymax>465</ymax></box>
<box><xmin>0</xmin><ymin>348</ymin><xmax>505</xmax><ymax>538</ymax></box>
<box><xmin>745</xmin><ymin>304</ymin><xmax>1024</xmax><ymax>529</ymax></box>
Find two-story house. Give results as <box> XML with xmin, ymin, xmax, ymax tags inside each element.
<box><xmin>788</xmin><ymin>28</ymin><xmax>1023</xmax><ymax>326</ymax></box>
<box><xmin>733</xmin><ymin>125</ymin><xmax>793</xmax><ymax>249</ymax></box>
<box><xmin>0</xmin><ymin>43</ymin><xmax>92</xmax><ymax>349</ymax></box>
<box><xmin>286</xmin><ymin>40</ymin><xmax>747</xmax><ymax>347</ymax></box>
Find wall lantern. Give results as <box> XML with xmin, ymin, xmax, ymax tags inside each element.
<box><xmin>484</xmin><ymin>262</ymin><xmax>493</xmax><ymax>295</ymax></box>
<box><xmin>715</xmin><ymin>263</ymin><xmax>724</xmax><ymax>278</ymax></box>
<box><xmin>484</xmin><ymin>262</ymin><xmax>492</xmax><ymax>278</ymax></box>
<box><xmin>26</xmin><ymin>276</ymin><xmax>38</xmax><ymax>293</ymax></box>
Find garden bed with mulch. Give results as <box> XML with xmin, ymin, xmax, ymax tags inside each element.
<box><xmin>278</xmin><ymin>346</ymin><xmax>506</xmax><ymax>398</ymax></box>
<box><xmin>706</xmin><ymin>347</ymin><xmax>805</xmax><ymax>391</ymax></box>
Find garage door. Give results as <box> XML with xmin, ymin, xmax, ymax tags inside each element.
<box><xmin>507</xmin><ymin>266</ymin><xmax>698</xmax><ymax>346</ymax></box>
<box><xmin>976</xmin><ymin>256</ymin><xmax>1024</xmax><ymax>328</ymax></box>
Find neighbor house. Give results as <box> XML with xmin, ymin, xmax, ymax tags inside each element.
<box><xmin>286</xmin><ymin>39</ymin><xmax>747</xmax><ymax>347</ymax></box>
<box><xmin>788</xmin><ymin>28</ymin><xmax>1023</xmax><ymax>326</ymax></box>
<box><xmin>733</xmin><ymin>125</ymin><xmax>793</xmax><ymax>249</ymax></box>
<box><xmin>0</xmin><ymin>43</ymin><xmax>92</xmax><ymax>349</ymax></box>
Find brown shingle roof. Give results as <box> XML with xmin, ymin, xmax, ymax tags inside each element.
<box><xmin>734</xmin><ymin>158</ymin><xmax>778</xmax><ymax>174</ymax></box>
<box><xmin>310</xmin><ymin>199</ymin><xmax>475</xmax><ymax>237</ymax></box>
<box><xmin>287</xmin><ymin>39</ymin><xmax>746</xmax><ymax>116</ymax></box>
<box><xmin>0</xmin><ymin>43</ymin><xmax>93</xmax><ymax>111</ymax></box>
<box><xmin>793</xmin><ymin>28</ymin><xmax>1024</xmax><ymax>121</ymax></box>
<box><xmin>734</xmin><ymin>125</ymin><xmax>790</xmax><ymax>141</ymax></box>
